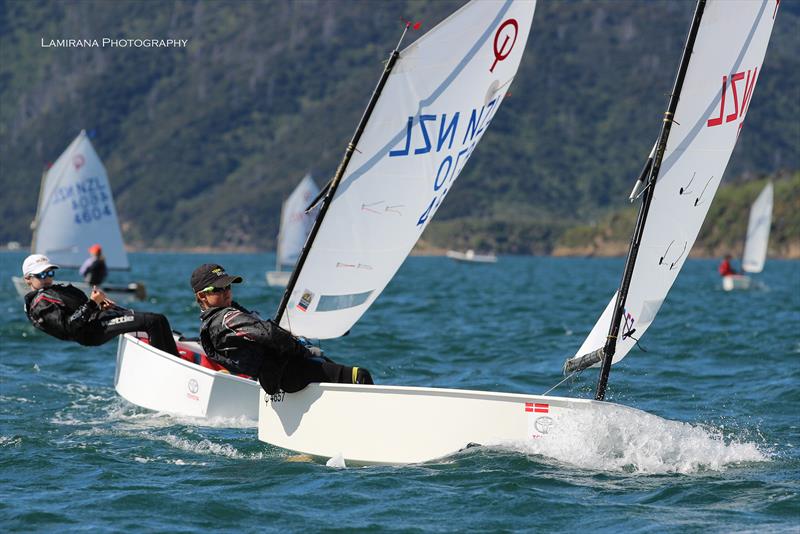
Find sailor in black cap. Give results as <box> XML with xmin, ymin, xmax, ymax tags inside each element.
<box><xmin>191</xmin><ymin>263</ymin><xmax>373</xmax><ymax>393</ymax></box>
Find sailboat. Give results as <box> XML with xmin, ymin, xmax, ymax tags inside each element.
<box><xmin>11</xmin><ymin>130</ymin><xmax>146</xmax><ymax>301</ymax></box>
<box><xmin>266</xmin><ymin>174</ymin><xmax>320</xmax><ymax>287</ymax></box>
<box><xmin>722</xmin><ymin>182</ymin><xmax>773</xmax><ymax>291</ymax></box>
<box><xmin>256</xmin><ymin>0</ymin><xmax>778</xmax><ymax>464</ymax></box>
<box><xmin>446</xmin><ymin>249</ymin><xmax>498</xmax><ymax>263</ymax></box>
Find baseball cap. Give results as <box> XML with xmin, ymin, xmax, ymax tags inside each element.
<box><xmin>89</xmin><ymin>244</ymin><xmax>102</xmax><ymax>255</ymax></box>
<box><xmin>22</xmin><ymin>254</ymin><xmax>60</xmax><ymax>276</ymax></box>
<box><xmin>190</xmin><ymin>263</ymin><xmax>243</xmax><ymax>293</ymax></box>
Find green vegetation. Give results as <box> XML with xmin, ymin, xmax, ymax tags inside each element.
<box><xmin>1</xmin><ymin>0</ymin><xmax>798</xmax><ymax>254</ymax></box>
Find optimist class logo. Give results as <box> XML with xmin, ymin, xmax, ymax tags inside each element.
<box><xmin>490</xmin><ymin>18</ymin><xmax>518</xmax><ymax>72</ymax></box>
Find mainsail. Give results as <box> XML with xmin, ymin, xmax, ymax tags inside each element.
<box><xmin>741</xmin><ymin>182</ymin><xmax>773</xmax><ymax>273</ymax></box>
<box><xmin>277</xmin><ymin>0</ymin><xmax>537</xmax><ymax>339</ymax></box>
<box><xmin>275</xmin><ymin>174</ymin><xmax>320</xmax><ymax>270</ymax></box>
<box><xmin>572</xmin><ymin>0</ymin><xmax>778</xmax><ymax>368</ymax></box>
<box><xmin>31</xmin><ymin>130</ymin><xmax>130</xmax><ymax>270</ymax></box>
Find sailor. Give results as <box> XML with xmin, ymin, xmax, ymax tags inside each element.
<box><xmin>191</xmin><ymin>263</ymin><xmax>373</xmax><ymax>394</ymax></box>
<box><xmin>718</xmin><ymin>254</ymin><xmax>738</xmax><ymax>277</ymax></box>
<box><xmin>79</xmin><ymin>244</ymin><xmax>108</xmax><ymax>285</ymax></box>
<box><xmin>22</xmin><ymin>254</ymin><xmax>179</xmax><ymax>356</ymax></box>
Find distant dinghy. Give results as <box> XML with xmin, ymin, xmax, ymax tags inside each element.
<box><xmin>722</xmin><ymin>182</ymin><xmax>773</xmax><ymax>291</ymax></box>
<box><xmin>257</xmin><ymin>0</ymin><xmax>778</xmax><ymax>465</ymax></box>
<box><xmin>266</xmin><ymin>174</ymin><xmax>320</xmax><ymax>287</ymax></box>
<box><xmin>11</xmin><ymin>130</ymin><xmax>145</xmax><ymax>301</ymax></box>
<box><xmin>446</xmin><ymin>249</ymin><xmax>498</xmax><ymax>263</ymax></box>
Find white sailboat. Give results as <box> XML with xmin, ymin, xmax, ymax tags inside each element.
<box><xmin>266</xmin><ymin>174</ymin><xmax>320</xmax><ymax>287</ymax></box>
<box><xmin>722</xmin><ymin>182</ymin><xmax>773</xmax><ymax>291</ymax></box>
<box><xmin>114</xmin><ymin>333</ymin><xmax>260</xmax><ymax>420</ymax></box>
<box><xmin>446</xmin><ymin>249</ymin><xmax>498</xmax><ymax>263</ymax></box>
<box><xmin>257</xmin><ymin>0</ymin><xmax>778</xmax><ymax>465</ymax></box>
<box><xmin>11</xmin><ymin>130</ymin><xmax>146</xmax><ymax>301</ymax></box>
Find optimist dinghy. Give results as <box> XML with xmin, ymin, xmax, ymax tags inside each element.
<box><xmin>256</xmin><ymin>0</ymin><xmax>777</xmax><ymax>464</ymax></box>
<box><xmin>266</xmin><ymin>174</ymin><xmax>320</xmax><ymax>287</ymax></box>
<box><xmin>115</xmin><ymin>333</ymin><xmax>260</xmax><ymax>420</ymax></box>
<box><xmin>446</xmin><ymin>249</ymin><xmax>498</xmax><ymax>263</ymax></box>
<box><xmin>12</xmin><ymin>130</ymin><xmax>146</xmax><ymax>302</ymax></box>
<box><xmin>722</xmin><ymin>182</ymin><xmax>773</xmax><ymax>291</ymax></box>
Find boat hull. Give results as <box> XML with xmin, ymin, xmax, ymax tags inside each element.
<box><xmin>11</xmin><ymin>276</ymin><xmax>146</xmax><ymax>302</ymax></box>
<box><xmin>258</xmin><ymin>383</ymin><xmax>640</xmax><ymax>465</ymax></box>
<box><xmin>265</xmin><ymin>270</ymin><xmax>291</xmax><ymax>288</ymax></box>
<box><xmin>722</xmin><ymin>274</ymin><xmax>751</xmax><ymax>291</ymax></box>
<box><xmin>115</xmin><ymin>334</ymin><xmax>260</xmax><ymax>420</ymax></box>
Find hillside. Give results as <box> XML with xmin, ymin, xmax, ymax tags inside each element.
<box><xmin>1</xmin><ymin>0</ymin><xmax>798</xmax><ymax>251</ymax></box>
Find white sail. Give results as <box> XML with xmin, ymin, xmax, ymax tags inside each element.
<box><xmin>575</xmin><ymin>0</ymin><xmax>777</xmax><ymax>365</ymax></box>
<box><xmin>741</xmin><ymin>182</ymin><xmax>772</xmax><ymax>273</ymax></box>
<box><xmin>31</xmin><ymin>130</ymin><xmax>129</xmax><ymax>269</ymax></box>
<box><xmin>279</xmin><ymin>0</ymin><xmax>537</xmax><ymax>338</ymax></box>
<box><xmin>276</xmin><ymin>174</ymin><xmax>319</xmax><ymax>269</ymax></box>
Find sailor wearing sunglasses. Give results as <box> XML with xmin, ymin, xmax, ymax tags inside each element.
<box><xmin>191</xmin><ymin>263</ymin><xmax>373</xmax><ymax>393</ymax></box>
<box><xmin>21</xmin><ymin>254</ymin><xmax>179</xmax><ymax>356</ymax></box>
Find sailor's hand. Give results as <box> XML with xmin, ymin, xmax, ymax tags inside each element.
<box><xmin>91</xmin><ymin>287</ymin><xmax>113</xmax><ymax>309</ymax></box>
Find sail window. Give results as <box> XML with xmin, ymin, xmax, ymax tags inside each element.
<box><xmin>316</xmin><ymin>291</ymin><xmax>373</xmax><ymax>312</ymax></box>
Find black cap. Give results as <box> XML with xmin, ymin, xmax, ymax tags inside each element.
<box><xmin>190</xmin><ymin>263</ymin><xmax>243</xmax><ymax>293</ymax></box>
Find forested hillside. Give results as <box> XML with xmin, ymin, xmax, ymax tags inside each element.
<box><xmin>1</xmin><ymin>0</ymin><xmax>797</xmax><ymax>253</ymax></box>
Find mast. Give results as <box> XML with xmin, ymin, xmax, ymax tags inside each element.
<box><xmin>275</xmin><ymin>197</ymin><xmax>286</xmax><ymax>272</ymax></box>
<box><xmin>274</xmin><ymin>24</ymin><xmax>412</xmax><ymax>323</ymax></box>
<box><xmin>594</xmin><ymin>0</ymin><xmax>707</xmax><ymax>401</ymax></box>
<box><xmin>29</xmin><ymin>167</ymin><xmax>50</xmax><ymax>253</ymax></box>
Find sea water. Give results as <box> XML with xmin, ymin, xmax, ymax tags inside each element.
<box><xmin>1</xmin><ymin>252</ymin><xmax>797</xmax><ymax>531</ymax></box>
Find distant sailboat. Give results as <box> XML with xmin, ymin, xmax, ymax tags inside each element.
<box><xmin>11</xmin><ymin>130</ymin><xmax>145</xmax><ymax>301</ymax></box>
<box><xmin>266</xmin><ymin>174</ymin><xmax>320</xmax><ymax>287</ymax></box>
<box><xmin>722</xmin><ymin>182</ymin><xmax>773</xmax><ymax>291</ymax></box>
<box><xmin>446</xmin><ymin>249</ymin><xmax>498</xmax><ymax>263</ymax></box>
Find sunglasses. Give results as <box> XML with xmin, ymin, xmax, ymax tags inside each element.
<box><xmin>31</xmin><ymin>270</ymin><xmax>56</xmax><ymax>280</ymax></box>
<box><xmin>202</xmin><ymin>285</ymin><xmax>231</xmax><ymax>294</ymax></box>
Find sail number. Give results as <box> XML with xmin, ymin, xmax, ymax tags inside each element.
<box><xmin>707</xmin><ymin>67</ymin><xmax>760</xmax><ymax>136</ymax></box>
<box><xmin>388</xmin><ymin>100</ymin><xmax>503</xmax><ymax>227</ymax></box>
<box><xmin>51</xmin><ymin>176</ymin><xmax>113</xmax><ymax>224</ymax></box>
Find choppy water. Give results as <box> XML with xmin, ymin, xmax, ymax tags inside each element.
<box><xmin>1</xmin><ymin>252</ymin><xmax>798</xmax><ymax>531</ymax></box>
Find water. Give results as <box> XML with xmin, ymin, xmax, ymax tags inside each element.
<box><xmin>1</xmin><ymin>252</ymin><xmax>798</xmax><ymax>531</ymax></box>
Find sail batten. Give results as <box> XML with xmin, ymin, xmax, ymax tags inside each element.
<box><xmin>31</xmin><ymin>130</ymin><xmax>130</xmax><ymax>270</ymax></box>
<box><xmin>278</xmin><ymin>0</ymin><xmax>537</xmax><ymax>339</ymax></box>
<box><xmin>574</xmin><ymin>0</ymin><xmax>778</xmax><ymax>373</ymax></box>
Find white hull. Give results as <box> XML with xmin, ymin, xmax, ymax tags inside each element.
<box><xmin>722</xmin><ymin>275</ymin><xmax>751</xmax><ymax>291</ymax></box>
<box><xmin>265</xmin><ymin>270</ymin><xmax>291</xmax><ymax>288</ymax></box>
<box><xmin>12</xmin><ymin>276</ymin><xmax>146</xmax><ymax>302</ymax></box>
<box><xmin>258</xmin><ymin>383</ymin><xmax>640</xmax><ymax>465</ymax></box>
<box><xmin>115</xmin><ymin>333</ymin><xmax>260</xmax><ymax>420</ymax></box>
<box><xmin>445</xmin><ymin>250</ymin><xmax>498</xmax><ymax>264</ymax></box>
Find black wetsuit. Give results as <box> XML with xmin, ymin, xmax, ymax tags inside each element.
<box><xmin>24</xmin><ymin>284</ymin><xmax>178</xmax><ymax>356</ymax></box>
<box><xmin>199</xmin><ymin>301</ymin><xmax>373</xmax><ymax>394</ymax></box>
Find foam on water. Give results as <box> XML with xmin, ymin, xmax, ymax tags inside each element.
<box><xmin>498</xmin><ymin>407</ymin><xmax>769</xmax><ymax>474</ymax></box>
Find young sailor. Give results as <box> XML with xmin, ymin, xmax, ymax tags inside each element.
<box><xmin>79</xmin><ymin>243</ymin><xmax>108</xmax><ymax>285</ymax></box>
<box><xmin>191</xmin><ymin>263</ymin><xmax>373</xmax><ymax>394</ymax></box>
<box><xmin>22</xmin><ymin>254</ymin><xmax>179</xmax><ymax>356</ymax></box>
<box><xmin>718</xmin><ymin>254</ymin><xmax>738</xmax><ymax>277</ymax></box>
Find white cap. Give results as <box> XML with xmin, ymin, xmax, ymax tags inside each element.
<box><xmin>22</xmin><ymin>254</ymin><xmax>59</xmax><ymax>276</ymax></box>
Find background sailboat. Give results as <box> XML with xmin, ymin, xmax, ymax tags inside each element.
<box><xmin>11</xmin><ymin>130</ymin><xmax>145</xmax><ymax>301</ymax></box>
<box><xmin>257</xmin><ymin>0</ymin><xmax>777</xmax><ymax>465</ymax></box>
<box><xmin>445</xmin><ymin>249</ymin><xmax>498</xmax><ymax>263</ymax></box>
<box><xmin>722</xmin><ymin>181</ymin><xmax>773</xmax><ymax>291</ymax></box>
<box><xmin>266</xmin><ymin>174</ymin><xmax>319</xmax><ymax>287</ymax></box>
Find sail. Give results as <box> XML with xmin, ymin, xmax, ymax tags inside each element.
<box><xmin>575</xmin><ymin>0</ymin><xmax>777</xmax><ymax>365</ymax></box>
<box><xmin>741</xmin><ymin>182</ymin><xmax>773</xmax><ymax>273</ymax></box>
<box><xmin>31</xmin><ymin>130</ymin><xmax>130</xmax><ymax>269</ymax></box>
<box><xmin>278</xmin><ymin>0</ymin><xmax>537</xmax><ymax>338</ymax></box>
<box><xmin>276</xmin><ymin>174</ymin><xmax>320</xmax><ymax>269</ymax></box>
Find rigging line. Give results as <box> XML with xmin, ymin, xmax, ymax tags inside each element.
<box><xmin>542</xmin><ymin>370</ymin><xmax>580</xmax><ymax>397</ymax></box>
